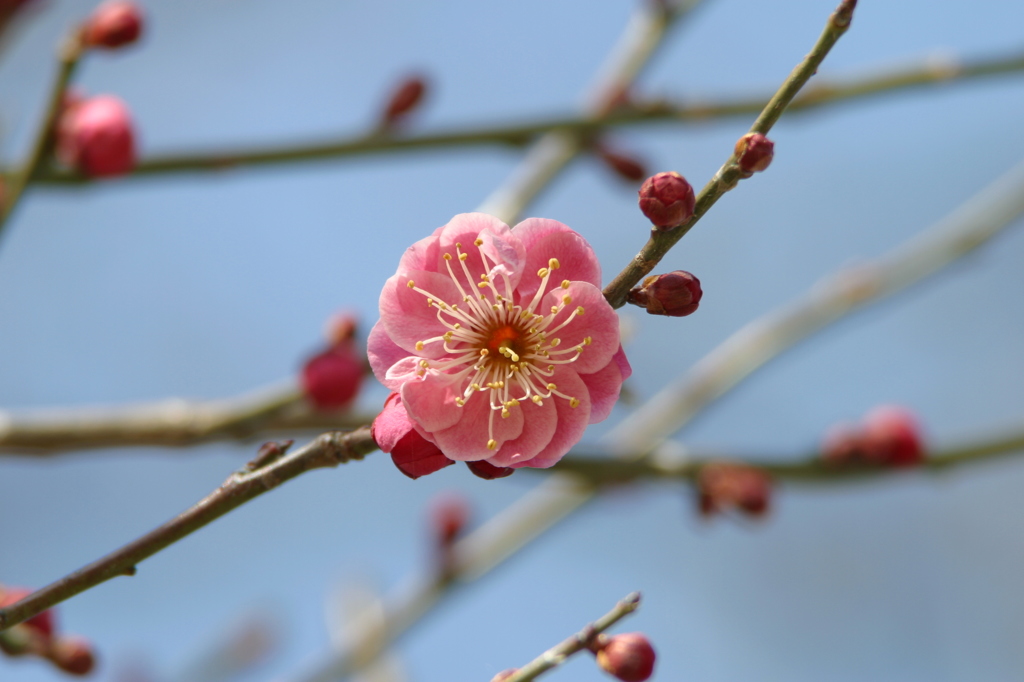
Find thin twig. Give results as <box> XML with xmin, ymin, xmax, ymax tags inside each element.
<box><xmin>0</xmin><ymin>33</ymin><xmax>82</xmax><ymax>241</ymax></box>
<box><xmin>500</xmin><ymin>592</ymin><xmax>642</xmax><ymax>682</ymax></box>
<box><xmin>602</xmin><ymin>0</ymin><xmax>857</xmax><ymax>308</ymax></box>
<box><xmin>0</xmin><ymin>381</ymin><xmax>374</xmax><ymax>455</ymax></box>
<box><xmin>0</xmin><ymin>427</ymin><xmax>378</xmax><ymax>632</ymax></box>
<box><xmin>548</xmin><ymin>428</ymin><xmax>1024</xmax><ymax>484</ymax></box>
<box><xmin>16</xmin><ymin>49</ymin><xmax>1024</xmax><ymax>186</ymax></box>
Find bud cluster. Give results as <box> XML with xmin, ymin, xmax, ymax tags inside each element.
<box><xmin>0</xmin><ymin>584</ymin><xmax>97</xmax><ymax>676</ymax></box>
<box><xmin>627</xmin><ymin>270</ymin><xmax>702</xmax><ymax>317</ymax></box>
<box><xmin>821</xmin><ymin>405</ymin><xmax>925</xmax><ymax>467</ymax></box>
<box><xmin>697</xmin><ymin>461</ymin><xmax>772</xmax><ymax>518</ymax></box>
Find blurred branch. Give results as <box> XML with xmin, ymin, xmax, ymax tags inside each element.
<box><xmin>549</xmin><ymin>428</ymin><xmax>1024</xmax><ymax>484</ymax></box>
<box><xmin>0</xmin><ymin>428</ymin><xmax>377</xmax><ymax>632</ymax></box>
<box><xmin>0</xmin><ymin>381</ymin><xmax>375</xmax><ymax>455</ymax></box>
<box><xmin>17</xmin><ymin>48</ymin><xmax>1024</xmax><ymax>186</ymax></box>
<box><xmin>499</xmin><ymin>592</ymin><xmax>641</xmax><ymax>682</ymax></box>
<box><xmin>602</xmin><ymin>0</ymin><xmax>857</xmax><ymax>308</ymax></box>
<box><xmin>0</xmin><ymin>32</ymin><xmax>82</xmax><ymax>240</ymax></box>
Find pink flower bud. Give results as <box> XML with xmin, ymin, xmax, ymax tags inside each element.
<box><xmin>382</xmin><ymin>75</ymin><xmax>428</xmax><ymax>126</ymax></box>
<box><xmin>0</xmin><ymin>587</ymin><xmax>55</xmax><ymax>641</ymax></box>
<box><xmin>372</xmin><ymin>393</ymin><xmax>454</xmax><ymax>479</ymax></box>
<box><xmin>466</xmin><ymin>459</ymin><xmax>515</xmax><ymax>480</ymax></box>
<box><xmin>57</xmin><ymin>95</ymin><xmax>136</xmax><ymax>177</ymax></box>
<box><xmin>697</xmin><ymin>462</ymin><xmax>772</xmax><ymax>518</ymax></box>
<box><xmin>734</xmin><ymin>133</ymin><xmax>774</xmax><ymax>173</ymax></box>
<box><xmin>863</xmin><ymin>406</ymin><xmax>924</xmax><ymax>467</ymax></box>
<box><xmin>627</xmin><ymin>270</ymin><xmax>702</xmax><ymax>317</ymax></box>
<box><xmin>597</xmin><ymin>145</ymin><xmax>647</xmax><ymax>183</ymax></box>
<box><xmin>820</xmin><ymin>422</ymin><xmax>866</xmax><ymax>465</ymax></box>
<box><xmin>323</xmin><ymin>313</ymin><xmax>358</xmax><ymax>346</ymax></box>
<box><xmin>490</xmin><ymin>669</ymin><xmax>519</xmax><ymax>682</ymax></box>
<box><xmin>638</xmin><ymin>171</ymin><xmax>695</xmax><ymax>230</ymax></box>
<box><xmin>83</xmin><ymin>1</ymin><xmax>143</xmax><ymax>49</ymax></box>
<box><xmin>430</xmin><ymin>494</ymin><xmax>470</xmax><ymax>547</ymax></box>
<box><xmin>594</xmin><ymin>633</ymin><xmax>656</xmax><ymax>682</ymax></box>
<box><xmin>300</xmin><ymin>341</ymin><xmax>364</xmax><ymax>410</ymax></box>
<box><xmin>49</xmin><ymin>636</ymin><xmax>96</xmax><ymax>676</ymax></box>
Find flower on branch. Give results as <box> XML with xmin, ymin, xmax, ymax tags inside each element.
<box><xmin>369</xmin><ymin>213</ymin><xmax>630</xmax><ymax>475</ymax></box>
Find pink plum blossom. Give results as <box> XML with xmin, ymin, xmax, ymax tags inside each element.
<box><xmin>369</xmin><ymin>213</ymin><xmax>630</xmax><ymax>473</ymax></box>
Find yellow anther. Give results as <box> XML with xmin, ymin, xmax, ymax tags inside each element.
<box><xmin>480</xmin><ymin>273</ymin><xmax>489</xmax><ymax>280</ymax></box>
<box><xmin>549</xmin><ymin>338</ymin><xmax>561</xmax><ymax>347</ymax></box>
<box><xmin>477</xmin><ymin>282</ymin><xmax>489</xmax><ymax>288</ymax></box>
<box><xmin>569</xmin><ymin>397</ymin><xmax>580</xmax><ymax>408</ymax></box>
<box><xmin>453</xmin><ymin>323</ymin><xmax>461</xmax><ymax>329</ymax></box>
<box><xmin>547</xmin><ymin>383</ymin><xmax>557</xmax><ymax>390</ymax></box>
<box><xmin>439</xmin><ymin>303</ymin><xmax>449</xmax><ymax>310</ymax></box>
<box><xmin>550</xmin><ymin>306</ymin><xmax>559</xmax><ymax>314</ymax></box>
<box><xmin>415</xmin><ymin>341</ymin><xmax>425</xmax><ymax>351</ymax></box>
<box><xmin>407</xmin><ymin>280</ymin><xmax>415</xmax><ymax>288</ymax></box>
<box><xmin>459</xmin><ymin>253</ymin><xmax>468</xmax><ymax>261</ymax></box>
<box><xmin>531</xmin><ymin>395</ymin><xmax>544</xmax><ymax>405</ymax></box>
<box><xmin>508</xmin><ymin>399</ymin><xmax>520</xmax><ymax>408</ymax></box>
<box><xmin>419</xmin><ymin>360</ymin><xmax>429</xmax><ymax>368</ymax></box>
<box><xmin>426</xmin><ymin>299</ymin><xmax>434</xmax><ymax>308</ymax></box>
<box><xmin>487</xmin><ymin>439</ymin><xmax>498</xmax><ymax>450</ymax></box>
<box><xmin>455</xmin><ymin>397</ymin><xmax>466</xmax><ymax>406</ymax></box>
<box><xmin>510</xmin><ymin>364</ymin><xmax>520</xmax><ymax>372</ymax></box>
<box><xmin>455</xmin><ymin>242</ymin><xmax>462</xmax><ymax>248</ymax></box>
<box><xmin>547</xmin><ymin>365</ymin><xmax>554</xmax><ymax>372</ymax></box>
<box><xmin>501</xmin><ymin>409</ymin><xmax>510</xmax><ymax>419</ymax></box>
<box><xmin>583</xmin><ymin>336</ymin><xmax>592</xmax><ymax>345</ymax></box>
<box><xmin>480</xmin><ymin>349</ymin><xmax>489</xmax><ymax>356</ymax></box>
<box><xmin>561</xmin><ymin>280</ymin><xmax>571</xmax><ymax>289</ymax></box>
<box><xmin>443</xmin><ymin>253</ymin><xmax>452</xmax><ymax>261</ymax></box>
<box><xmin>537</xmin><ymin>267</ymin><xmax>549</xmax><ymax>278</ymax></box>
<box><xmin>462</xmin><ymin>295</ymin><xmax>470</xmax><ymax>302</ymax></box>
<box><xmin>471</xmin><ymin>383</ymin><xmax>481</xmax><ymax>391</ymax></box>
<box><xmin>548</xmin><ymin>258</ymin><xmax>560</xmax><ymax>269</ymax></box>
<box><xmin>444</xmin><ymin>332</ymin><xmax>454</xmax><ymax>341</ymax></box>
<box><xmin>576</xmin><ymin>306</ymin><xmax>585</xmax><ymax>315</ymax></box>
<box><xmin>474</xmin><ymin>238</ymin><xmax>484</xmax><ymax>246</ymax></box>
<box><xmin>492</xmin><ymin>304</ymin><xmax>501</xmax><ymax>311</ymax></box>
<box><xmin>562</xmin><ymin>295</ymin><xmax>572</xmax><ymax>305</ymax></box>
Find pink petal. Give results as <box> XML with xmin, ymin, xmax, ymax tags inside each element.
<box><xmin>612</xmin><ymin>344</ymin><xmax>633</xmax><ymax>381</ymax></box>
<box><xmin>400</xmin><ymin>372</ymin><xmax>465</xmax><ymax>432</ymax></box>
<box><xmin>379</xmin><ymin>270</ymin><xmax>462</xmax><ymax>357</ymax></box>
<box><xmin>371</xmin><ymin>392</ymin><xmax>415</xmax><ymax>453</ymax></box>
<box><xmin>395</xmin><ymin>229</ymin><xmax>443</xmax><ymax>275</ymax></box>
<box><xmin>466</xmin><ymin>460</ymin><xmax>515</xmax><ymax>479</ymax></box>
<box><xmin>540</xmin><ymin>281</ymin><xmax>619</xmax><ymax>373</ymax></box>
<box><xmin>391</xmin><ymin>432</ymin><xmax>454</xmax><ymax>479</ymax></box>
<box><xmin>579</xmin><ymin>345</ymin><xmax>631</xmax><ymax>424</ymax></box>
<box><xmin>368</xmin><ymin>320</ymin><xmax>412</xmax><ymax>386</ymax></box>
<box><xmin>511</xmin><ymin>368</ymin><xmax>591</xmax><ymax>468</ymax></box>
<box><xmin>429</xmin><ymin>391</ymin><xmax>525</xmax><ymax>461</ymax></box>
<box><xmin>512</xmin><ymin>218</ymin><xmax>602</xmax><ymax>298</ymax></box>
<box><xmin>437</xmin><ymin>213</ymin><xmax>526</xmax><ymax>293</ymax></box>
<box><xmin>485</xmin><ymin>397</ymin><xmax>559</xmax><ymax>467</ymax></box>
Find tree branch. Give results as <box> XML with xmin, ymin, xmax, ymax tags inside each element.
<box><xmin>0</xmin><ymin>427</ymin><xmax>378</xmax><ymax>632</ymax></box>
<box><xmin>602</xmin><ymin>0</ymin><xmax>857</xmax><ymax>308</ymax></box>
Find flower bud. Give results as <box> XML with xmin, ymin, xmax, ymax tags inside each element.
<box><xmin>372</xmin><ymin>393</ymin><xmax>454</xmax><ymax>479</ymax></box>
<box><xmin>627</xmin><ymin>270</ymin><xmax>702</xmax><ymax>317</ymax></box>
<box><xmin>0</xmin><ymin>587</ymin><xmax>55</xmax><ymax>640</ymax></box>
<box><xmin>49</xmin><ymin>636</ymin><xmax>96</xmax><ymax>676</ymax></box>
<box><xmin>820</xmin><ymin>422</ymin><xmax>866</xmax><ymax>465</ymax></box>
<box><xmin>697</xmin><ymin>462</ymin><xmax>771</xmax><ymax>518</ymax></box>
<box><xmin>82</xmin><ymin>1</ymin><xmax>143</xmax><ymax>49</ymax></box>
<box><xmin>733</xmin><ymin>133</ymin><xmax>774</xmax><ymax>173</ymax></box>
<box><xmin>323</xmin><ymin>313</ymin><xmax>358</xmax><ymax>347</ymax></box>
<box><xmin>594</xmin><ymin>633</ymin><xmax>656</xmax><ymax>682</ymax></box>
<box><xmin>466</xmin><ymin>459</ymin><xmax>515</xmax><ymax>480</ymax></box>
<box><xmin>57</xmin><ymin>95</ymin><xmax>136</xmax><ymax>177</ymax></box>
<box><xmin>301</xmin><ymin>341</ymin><xmax>364</xmax><ymax>410</ymax></box>
<box><xmin>638</xmin><ymin>171</ymin><xmax>695</xmax><ymax>231</ymax></box>
<box><xmin>862</xmin><ymin>405</ymin><xmax>924</xmax><ymax>467</ymax></box>
<box><xmin>430</xmin><ymin>494</ymin><xmax>470</xmax><ymax>547</ymax></box>
<box><xmin>382</xmin><ymin>75</ymin><xmax>427</xmax><ymax>126</ymax></box>
<box><xmin>597</xmin><ymin>145</ymin><xmax>647</xmax><ymax>183</ymax></box>
<box><xmin>490</xmin><ymin>669</ymin><xmax>519</xmax><ymax>682</ymax></box>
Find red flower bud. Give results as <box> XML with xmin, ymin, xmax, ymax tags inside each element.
<box><xmin>301</xmin><ymin>341</ymin><xmax>364</xmax><ymax>410</ymax></box>
<box><xmin>597</xmin><ymin>145</ymin><xmax>647</xmax><ymax>183</ymax></box>
<box><xmin>594</xmin><ymin>633</ymin><xmax>656</xmax><ymax>682</ymax></box>
<box><xmin>430</xmin><ymin>494</ymin><xmax>470</xmax><ymax>547</ymax></box>
<box><xmin>83</xmin><ymin>1</ymin><xmax>143</xmax><ymax>49</ymax></box>
<box><xmin>0</xmin><ymin>587</ymin><xmax>55</xmax><ymax>640</ymax></box>
<box><xmin>734</xmin><ymin>133</ymin><xmax>774</xmax><ymax>173</ymax></box>
<box><xmin>49</xmin><ymin>636</ymin><xmax>96</xmax><ymax>676</ymax></box>
<box><xmin>382</xmin><ymin>75</ymin><xmax>428</xmax><ymax>126</ymax></box>
<box><xmin>697</xmin><ymin>462</ymin><xmax>771</xmax><ymax>518</ymax></box>
<box><xmin>863</xmin><ymin>406</ymin><xmax>924</xmax><ymax>467</ymax></box>
<box><xmin>323</xmin><ymin>313</ymin><xmax>358</xmax><ymax>346</ymax></box>
<box><xmin>638</xmin><ymin>171</ymin><xmax>695</xmax><ymax>230</ymax></box>
<box><xmin>466</xmin><ymin>459</ymin><xmax>515</xmax><ymax>480</ymax></box>
<box><xmin>57</xmin><ymin>95</ymin><xmax>136</xmax><ymax>177</ymax></box>
<box><xmin>627</xmin><ymin>270</ymin><xmax>702</xmax><ymax>317</ymax></box>
<box><xmin>820</xmin><ymin>422</ymin><xmax>866</xmax><ymax>465</ymax></box>
<box><xmin>372</xmin><ymin>393</ymin><xmax>454</xmax><ymax>479</ymax></box>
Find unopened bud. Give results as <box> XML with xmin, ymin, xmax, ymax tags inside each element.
<box><xmin>733</xmin><ymin>133</ymin><xmax>774</xmax><ymax>173</ymax></box>
<box><xmin>324</xmin><ymin>313</ymin><xmax>358</xmax><ymax>346</ymax></box>
<box><xmin>597</xmin><ymin>145</ymin><xmax>647</xmax><ymax>183</ymax></box>
<box><xmin>820</xmin><ymin>422</ymin><xmax>865</xmax><ymax>465</ymax></box>
<box><xmin>594</xmin><ymin>633</ymin><xmax>656</xmax><ymax>682</ymax></box>
<box><xmin>301</xmin><ymin>341</ymin><xmax>364</xmax><ymax>410</ymax></box>
<box><xmin>372</xmin><ymin>393</ymin><xmax>454</xmax><ymax>479</ymax></box>
<box><xmin>627</xmin><ymin>270</ymin><xmax>702</xmax><ymax>317</ymax></box>
<box><xmin>57</xmin><ymin>95</ymin><xmax>136</xmax><ymax>177</ymax></box>
<box><xmin>490</xmin><ymin>669</ymin><xmax>519</xmax><ymax>682</ymax></box>
<box><xmin>382</xmin><ymin>75</ymin><xmax>428</xmax><ymax>126</ymax></box>
<box><xmin>50</xmin><ymin>636</ymin><xmax>96</xmax><ymax>676</ymax></box>
<box><xmin>863</xmin><ymin>405</ymin><xmax>924</xmax><ymax>467</ymax></box>
<box><xmin>466</xmin><ymin>459</ymin><xmax>514</xmax><ymax>480</ymax></box>
<box><xmin>697</xmin><ymin>461</ymin><xmax>771</xmax><ymax>518</ymax></box>
<box><xmin>82</xmin><ymin>1</ymin><xmax>143</xmax><ymax>49</ymax></box>
<box><xmin>430</xmin><ymin>494</ymin><xmax>470</xmax><ymax>547</ymax></box>
<box><xmin>638</xmin><ymin>171</ymin><xmax>695</xmax><ymax>231</ymax></box>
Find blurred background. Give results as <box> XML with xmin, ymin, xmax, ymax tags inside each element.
<box><xmin>1</xmin><ymin>0</ymin><xmax>1023</xmax><ymax>680</ymax></box>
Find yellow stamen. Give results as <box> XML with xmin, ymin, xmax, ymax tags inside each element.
<box><xmin>487</xmin><ymin>439</ymin><xmax>498</xmax><ymax>450</ymax></box>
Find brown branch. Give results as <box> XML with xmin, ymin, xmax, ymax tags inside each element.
<box><xmin>499</xmin><ymin>592</ymin><xmax>642</xmax><ymax>682</ymax></box>
<box><xmin>17</xmin><ymin>48</ymin><xmax>1024</xmax><ymax>187</ymax></box>
<box><xmin>602</xmin><ymin>0</ymin><xmax>858</xmax><ymax>308</ymax></box>
<box><xmin>0</xmin><ymin>427</ymin><xmax>378</xmax><ymax>632</ymax></box>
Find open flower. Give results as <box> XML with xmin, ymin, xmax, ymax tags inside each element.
<box><xmin>369</xmin><ymin>213</ymin><xmax>630</xmax><ymax>471</ymax></box>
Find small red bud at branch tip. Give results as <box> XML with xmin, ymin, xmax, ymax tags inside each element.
<box><xmin>383</xmin><ymin>75</ymin><xmax>428</xmax><ymax>126</ymax></box>
<box><xmin>597</xmin><ymin>145</ymin><xmax>648</xmax><ymax>183</ymax></box>
<box><xmin>430</xmin><ymin>494</ymin><xmax>470</xmax><ymax>547</ymax></box>
<box><xmin>594</xmin><ymin>633</ymin><xmax>656</xmax><ymax>682</ymax></box>
<box><xmin>50</xmin><ymin>636</ymin><xmax>97</xmax><ymax>676</ymax></box>
<box><xmin>638</xmin><ymin>171</ymin><xmax>695</xmax><ymax>231</ymax></box>
<box><xmin>57</xmin><ymin>95</ymin><xmax>137</xmax><ymax>177</ymax></box>
<box><xmin>734</xmin><ymin>133</ymin><xmax>774</xmax><ymax>173</ymax></box>
<box><xmin>627</xmin><ymin>270</ymin><xmax>702</xmax><ymax>317</ymax></box>
<box><xmin>697</xmin><ymin>462</ymin><xmax>772</xmax><ymax>518</ymax></box>
<box><xmin>82</xmin><ymin>1</ymin><xmax>143</xmax><ymax>49</ymax></box>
